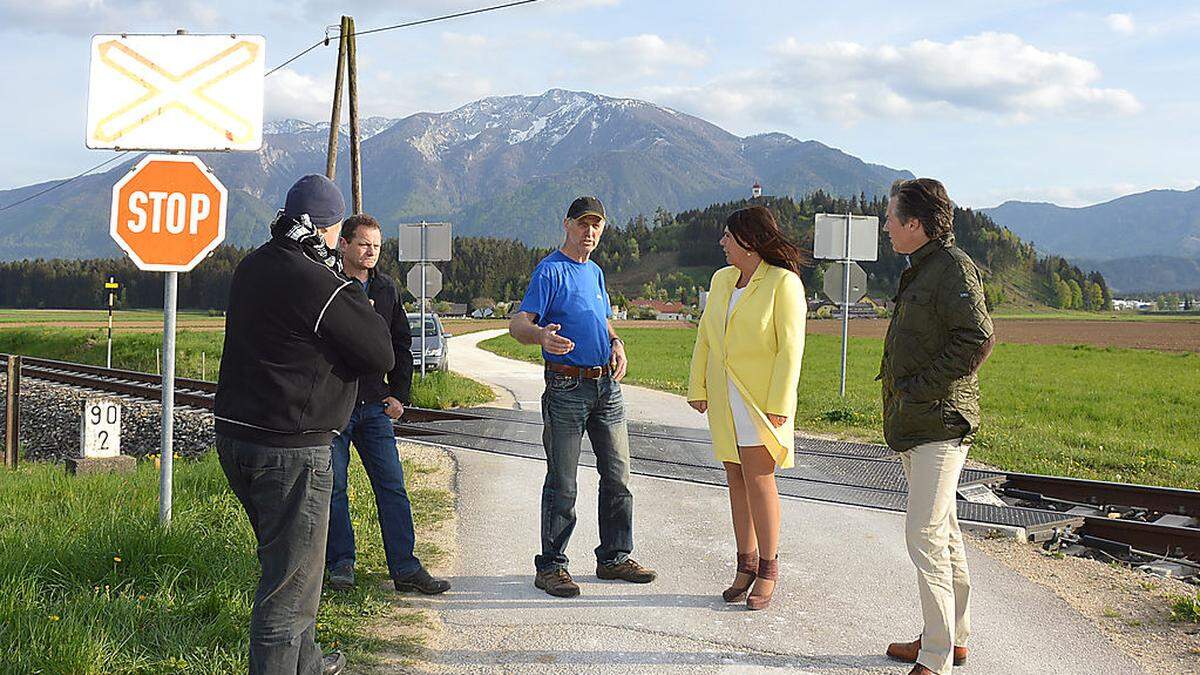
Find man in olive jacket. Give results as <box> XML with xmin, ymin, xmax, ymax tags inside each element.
<box><xmin>879</xmin><ymin>178</ymin><xmax>994</xmax><ymax>675</ymax></box>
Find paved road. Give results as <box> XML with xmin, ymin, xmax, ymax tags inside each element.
<box><xmin>426</xmin><ymin>328</ymin><xmax>1141</xmax><ymax>673</ymax></box>
<box><xmin>408</xmin><ymin>449</ymin><xmax>1140</xmax><ymax>674</ymax></box>
<box><xmin>449</xmin><ymin>328</ymin><xmax>706</xmax><ymax>430</ymax></box>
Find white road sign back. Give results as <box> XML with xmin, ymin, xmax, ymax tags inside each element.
<box><xmin>399</xmin><ymin>223</ymin><xmax>452</xmax><ymax>262</ymax></box>
<box><xmin>407</xmin><ymin>263</ymin><xmax>443</xmax><ymax>299</ymax></box>
<box><xmin>814</xmin><ymin>213</ymin><xmax>880</xmax><ymax>261</ymax></box>
<box><xmin>86</xmin><ymin>34</ymin><xmax>266</xmax><ymax>151</ymax></box>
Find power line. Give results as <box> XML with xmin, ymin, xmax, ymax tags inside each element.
<box><xmin>352</xmin><ymin>0</ymin><xmax>540</xmax><ymax>38</ymax></box>
<box><xmin>266</xmin><ymin>0</ymin><xmax>541</xmax><ymax>76</ymax></box>
<box><xmin>3</xmin><ymin>0</ymin><xmax>543</xmax><ymax>211</ymax></box>
<box><xmin>0</xmin><ymin>152</ymin><xmax>131</xmax><ymax>213</ymax></box>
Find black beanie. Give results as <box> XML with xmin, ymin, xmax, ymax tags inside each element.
<box><xmin>283</xmin><ymin>174</ymin><xmax>345</xmax><ymax>227</ymax></box>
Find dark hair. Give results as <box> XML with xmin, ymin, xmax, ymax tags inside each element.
<box><xmin>340</xmin><ymin>214</ymin><xmax>381</xmax><ymax>243</ymax></box>
<box><xmin>725</xmin><ymin>206</ymin><xmax>810</xmax><ymax>276</ymax></box>
<box><xmin>889</xmin><ymin>178</ymin><xmax>954</xmax><ymax>241</ymax></box>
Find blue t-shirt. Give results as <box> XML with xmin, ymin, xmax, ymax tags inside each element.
<box><xmin>519</xmin><ymin>250</ymin><xmax>613</xmax><ymax>367</ymax></box>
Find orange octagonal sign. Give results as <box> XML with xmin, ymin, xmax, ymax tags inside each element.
<box><xmin>110</xmin><ymin>154</ymin><xmax>227</xmax><ymax>272</ymax></box>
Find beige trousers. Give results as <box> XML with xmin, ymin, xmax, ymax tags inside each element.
<box><xmin>900</xmin><ymin>439</ymin><xmax>972</xmax><ymax>675</ymax></box>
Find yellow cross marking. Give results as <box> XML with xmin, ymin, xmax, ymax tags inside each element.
<box><xmin>93</xmin><ymin>39</ymin><xmax>260</xmax><ymax>145</ymax></box>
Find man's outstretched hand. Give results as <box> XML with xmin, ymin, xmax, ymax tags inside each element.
<box><xmin>539</xmin><ymin>323</ymin><xmax>575</xmax><ymax>355</ymax></box>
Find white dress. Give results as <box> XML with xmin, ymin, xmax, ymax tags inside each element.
<box><xmin>726</xmin><ymin>286</ymin><xmax>766</xmax><ymax>447</ymax></box>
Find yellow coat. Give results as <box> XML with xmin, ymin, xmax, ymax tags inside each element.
<box><xmin>687</xmin><ymin>262</ymin><xmax>807</xmax><ymax>468</ymax></box>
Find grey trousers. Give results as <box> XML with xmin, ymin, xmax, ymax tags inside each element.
<box><xmin>217</xmin><ymin>434</ymin><xmax>334</xmax><ymax>675</ymax></box>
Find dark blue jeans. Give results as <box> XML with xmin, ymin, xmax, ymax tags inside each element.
<box><xmin>535</xmin><ymin>370</ymin><xmax>634</xmax><ymax>572</ymax></box>
<box><xmin>325</xmin><ymin>402</ymin><xmax>422</xmax><ymax>579</ymax></box>
<box><xmin>217</xmin><ymin>434</ymin><xmax>332</xmax><ymax>675</ymax></box>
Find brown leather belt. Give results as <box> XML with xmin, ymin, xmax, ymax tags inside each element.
<box><xmin>545</xmin><ymin>362</ymin><xmax>612</xmax><ymax>379</ymax></box>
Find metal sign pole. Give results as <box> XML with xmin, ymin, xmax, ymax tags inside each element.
<box><xmin>159</xmin><ymin>272</ymin><xmax>177</xmax><ymax>525</ymax></box>
<box><xmin>840</xmin><ymin>212</ymin><xmax>851</xmax><ymax>398</ymax></box>
<box><xmin>420</xmin><ymin>223</ymin><xmax>428</xmax><ymax>378</ymax></box>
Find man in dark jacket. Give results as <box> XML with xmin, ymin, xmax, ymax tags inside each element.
<box><xmin>215</xmin><ymin>174</ymin><xmax>394</xmax><ymax>675</ymax></box>
<box><xmin>324</xmin><ymin>214</ymin><xmax>450</xmax><ymax>595</ymax></box>
<box><xmin>879</xmin><ymin>178</ymin><xmax>994</xmax><ymax>675</ymax></box>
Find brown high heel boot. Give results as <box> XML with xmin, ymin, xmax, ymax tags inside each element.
<box><xmin>746</xmin><ymin>557</ymin><xmax>778</xmax><ymax>611</ymax></box>
<box><xmin>722</xmin><ymin>550</ymin><xmax>758</xmax><ymax>602</ymax></box>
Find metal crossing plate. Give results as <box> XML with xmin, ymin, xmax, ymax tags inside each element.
<box><xmin>396</xmin><ymin>406</ymin><xmax>1079</xmax><ymax>537</ymax></box>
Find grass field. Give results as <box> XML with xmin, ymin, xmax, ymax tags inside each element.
<box><xmin>0</xmin><ymin>328</ymin><xmax>493</xmax><ymax>409</ymax></box>
<box><xmin>0</xmin><ymin>309</ymin><xmax>224</xmax><ymax>325</ymax></box>
<box><xmin>0</xmin><ymin>450</ymin><xmax>450</xmax><ymax>673</ymax></box>
<box><xmin>480</xmin><ymin>327</ymin><xmax>1200</xmax><ymax>489</ymax></box>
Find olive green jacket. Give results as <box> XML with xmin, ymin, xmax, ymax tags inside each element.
<box><xmin>879</xmin><ymin>237</ymin><xmax>995</xmax><ymax>452</ymax></box>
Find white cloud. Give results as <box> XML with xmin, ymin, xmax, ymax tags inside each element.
<box><xmin>299</xmin><ymin>0</ymin><xmax>616</xmax><ymax>22</ymax></box>
<box><xmin>0</xmin><ymin>0</ymin><xmax>220</xmax><ymax>35</ymax></box>
<box><xmin>1106</xmin><ymin>13</ymin><xmax>1135</xmax><ymax>35</ymax></box>
<box><xmin>565</xmin><ymin>33</ymin><xmax>709</xmax><ymax>79</ymax></box>
<box><xmin>771</xmin><ymin>32</ymin><xmax>1142</xmax><ymax>123</ymax></box>
<box><xmin>651</xmin><ymin>32</ymin><xmax>1141</xmax><ymax>130</ymax></box>
<box><xmin>440</xmin><ymin>31</ymin><xmax>491</xmax><ymax>49</ymax></box>
<box><xmin>264</xmin><ymin>68</ymin><xmax>335</xmax><ymax>122</ymax></box>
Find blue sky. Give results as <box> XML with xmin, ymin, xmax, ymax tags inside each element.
<box><xmin>1</xmin><ymin>0</ymin><xmax>1196</xmax><ymax>209</ymax></box>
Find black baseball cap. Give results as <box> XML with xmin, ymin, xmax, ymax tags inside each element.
<box><xmin>566</xmin><ymin>196</ymin><xmax>606</xmax><ymax>222</ymax></box>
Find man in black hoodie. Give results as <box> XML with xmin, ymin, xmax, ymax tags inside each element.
<box><xmin>215</xmin><ymin>174</ymin><xmax>394</xmax><ymax>675</ymax></box>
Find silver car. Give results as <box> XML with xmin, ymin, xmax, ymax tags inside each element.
<box><xmin>407</xmin><ymin>312</ymin><xmax>450</xmax><ymax>371</ymax></box>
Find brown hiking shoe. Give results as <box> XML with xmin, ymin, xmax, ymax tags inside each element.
<box><xmin>596</xmin><ymin>558</ymin><xmax>657</xmax><ymax>583</ymax></box>
<box><xmin>534</xmin><ymin>568</ymin><xmax>580</xmax><ymax>597</ymax></box>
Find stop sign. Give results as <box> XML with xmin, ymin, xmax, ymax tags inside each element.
<box><xmin>110</xmin><ymin>154</ymin><xmax>227</xmax><ymax>272</ymax></box>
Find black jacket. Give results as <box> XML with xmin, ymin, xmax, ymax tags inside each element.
<box><xmin>353</xmin><ymin>270</ymin><xmax>414</xmax><ymax>405</ymax></box>
<box><xmin>214</xmin><ymin>237</ymin><xmax>395</xmax><ymax>447</ymax></box>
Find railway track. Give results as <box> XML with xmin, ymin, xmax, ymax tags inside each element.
<box><xmin>4</xmin><ymin>354</ymin><xmax>1197</xmax><ymax>570</ymax></box>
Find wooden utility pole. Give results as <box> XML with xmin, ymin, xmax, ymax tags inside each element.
<box><xmin>324</xmin><ymin>16</ymin><xmax>350</xmax><ymax>181</ymax></box>
<box><xmin>4</xmin><ymin>355</ymin><xmax>20</xmax><ymax>470</ymax></box>
<box><xmin>346</xmin><ymin>16</ymin><xmax>363</xmax><ymax>214</ymax></box>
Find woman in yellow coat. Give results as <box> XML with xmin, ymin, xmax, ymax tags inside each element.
<box><xmin>687</xmin><ymin>206</ymin><xmax>808</xmax><ymax>610</ymax></box>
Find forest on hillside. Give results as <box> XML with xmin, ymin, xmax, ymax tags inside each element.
<box><xmin>0</xmin><ymin>192</ymin><xmax>1110</xmax><ymax>311</ymax></box>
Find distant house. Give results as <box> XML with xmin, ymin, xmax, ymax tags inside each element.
<box><xmin>611</xmin><ymin>305</ymin><xmax>628</xmax><ymax>321</ymax></box>
<box><xmin>444</xmin><ymin>303</ymin><xmax>469</xmax><ymax>317</ymax></box>
<box><xmin>470</xmin><ymin>307</ymin><xmax>495</xmax><ymax>319</ymax></box>
<box><xmin>630</xmin><ymin>299</ymin><xmax>688</xmax><ymax>321</ymax></box>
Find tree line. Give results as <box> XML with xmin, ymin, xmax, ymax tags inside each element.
<box><xmin>0</xmin><ymin>192</ymin><xmax>1111</xmax><ymax>312</ymax></box>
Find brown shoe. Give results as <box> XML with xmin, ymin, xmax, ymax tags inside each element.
<box><xmin>908</xmin><ymin>666</ymin><xmax>935</xmax><ymax>675</ymax></box>
<box><xmin>722</xmin><ymin>550</ymin><xmax>758</xmax><ymax>602</ymax></box>
<box><xmin>596</xmin><ymin>558</ymin><xmax>657</xmax><ymax>583</ymax></box>
<box><xmin>886</xmin><ymin>637</ymin><xmax>968</xmax><ymax>666</ymax></box>
<box><xmin>746</xmin><ymin>557</ymin><xmax>778</xmax><ymax>611</ymax></box>
<box><xmin>534</xmin><ymin>568</ymin><xmax>580</xmax><ymax>597</ymax></box>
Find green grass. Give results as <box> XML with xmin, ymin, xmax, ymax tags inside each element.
<box><xmin>1171</xmin><ymin>592</ymin><xmax>1200</xmax><ymax>622</ymax></box>
<box><xmin>479</xmin><ymin>327</ymin><xmax>1200</xmax><ymax>488</ymax></box>
<box><xmin>0</xmin><ymin>327</ymin><xmax>493</xmax><ymax>409</ymax></box>
<box><xmin>410</xmin><ymin>370</ymin><xmax>495</xmax><ymax>409</ymax></box>
<box><xmin>0</xmin><ymin>451</ymin><xmax>451</xmax><ymax>674</ymax></box>
<box><xmin>0</xmin><ymin>309</ymin><xmax>223</xmax><ymax>324</ymax></box>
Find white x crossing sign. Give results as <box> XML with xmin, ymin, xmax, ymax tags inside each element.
<box><xmin>86</xmin><ymin>34</ymin><xmax>266</xmax><ymax>152</ymax></box>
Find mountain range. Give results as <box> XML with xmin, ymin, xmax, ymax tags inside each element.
<box><xmin>0</xmin><ymin>89</ymin><xmax>912</xmax><ymax>260</ymax></box>
<box><xmin>983</xmin><ymin>187</ymin><xmax>1200</xmax><ymax>292</ymax></box>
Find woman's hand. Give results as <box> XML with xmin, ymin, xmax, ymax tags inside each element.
<box><xmin>688</xmin><ymin>400</ymin><xmax>708</xmax><ymax>414</ymax></box>
<box><xmin>766</xmin><ymin>413</ymin><xmax>788</xmax><ymax>428</ymax></box>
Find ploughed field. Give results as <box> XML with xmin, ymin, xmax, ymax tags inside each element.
<box><xmin>807</xmin><ymin>317</ymin><xmax>1200</xmax><ymax>353</ymax></box>
<box><xmin>480</xmin><ymin>327</ymin><xmax>1200</xmax><ymax>490</ymax></box>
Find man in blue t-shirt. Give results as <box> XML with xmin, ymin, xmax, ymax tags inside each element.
<box><xmin>510</xmin><ymin>196</ymin><xmax>658</xmax><ymax>598</ymax></box>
